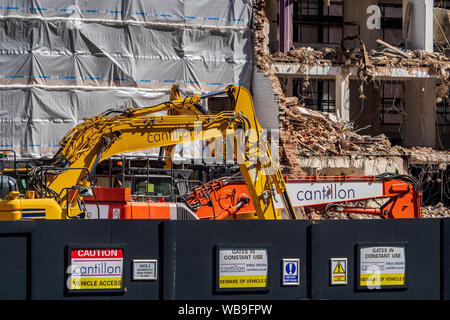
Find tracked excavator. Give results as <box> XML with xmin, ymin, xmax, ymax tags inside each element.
<box><xmin>78</xmin><ymin>158</ymin><xmax>421</xmax><ymax>220</ymax></box>
<box><xmin>0</xmin><ymin>85</ymin><xmax>297</xmax><ymax>220</ymax></box>
<box><xmin>0</xmin><ymin>85</ymin><xmax>422</xmax><ymax>221</ymax></box>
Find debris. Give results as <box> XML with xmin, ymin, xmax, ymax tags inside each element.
<box><xmin>434</xmin><ymin>8</ymin><xmax>450</xmax><ymax>46</ymax></box>
<box><xmin>252</xmin><ymin>1</ymin><xmax>450</xmax><ymax>170</ymax></box>
<box><xmin>437</xmin><ymin>83</ymin><xmax>449</xmax><ymax>98</ymax></box>
<box><xmin>376</xmin><ymin>39</ymin><xmax>413</xmax><ymax>59</ymax></box>
<box><xmin>422</xmin><ymin>203</ymin><xmax>450</xmax><ymax>218</ymax></box>
<box><xmin>270</xmin><ymin>46</ymin><xmax>450</xmax><ymax>83</ymax></box>
<box><xmin>252</xmin><ymin>0</ymin><xmax>450</xmax><ymax>219</ymax></box>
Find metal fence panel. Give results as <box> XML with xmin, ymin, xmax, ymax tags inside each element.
<box><xmin>310</xmin><ymin>219</ymin><xmax>441</xmax><ymax>300</ymax></box>
<box><xmin>30</xmin><ymin>220</ymin><xmax>162</xmax><ymax>300</ymax></box>
<box><xmin>0</xmin><ymin>219</ymin><xmax>446</xmax><ymax>300</ymax></box>
<box><xmin>0</xmin><ymin>221</ymin><xmax>33</xmax><ymax>300</ymax></box>
<box><xmin>162</xmin><ymin>220</ymin><xmax>311</xmax><ymax>300</ymax></box>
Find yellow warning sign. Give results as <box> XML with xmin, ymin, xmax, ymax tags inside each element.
<box><xmin>333</xmin><ymin>261</ymin><xmax>345</xmax><ymax>274</ymax></box>
<box><xmin>330</xmin><ymin>258</ymin><xmax>347</xmax><ymax>285</ymax></box>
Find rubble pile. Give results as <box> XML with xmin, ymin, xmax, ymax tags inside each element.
<box><xmin>304</xmin><ymin>200</ymin><xmax>450</xmax><ymax>221</ymax></box>
<box><xmin>422</xmin><ymin>203</ymin><xmax>450</xmax><ymax>218</ymax></box>
<box><xmin>273</xmin><ymin>42</ymin><xmax>450</xmax><ymax>102</ymax></box>
<box><xmin>272</xmin><ymin>46</ymin><xmax>450</xmax><ymax>70</ymax></box>
<box><xmin>272</xmin><ymin>45</ymin><xmax>450</xmax><ymax>100</ymax></box>
<box><xmin>400</xmin><ymin>147</ymin><xmax>450</xmax><ymax>164</ymax></box>
<box><xmin>251</xmin><ymin>0</ymin><xmax>450</xmax><ymax>220</ymax></box>
<box><xmin>252</xmin><ymin>2</ymin><xmax>450</xmax><ymax>169</ymax></box>
<box><xmin>280</xmin><ymin>97</ymin><xmax>450</xmax><ymax>167</ymax></box>
<box><xmin>304</xmin><ymin>207</ymin><xmax>382</xmax><ymax>221</ymax></box>
<box><xmin>272</xmin><ymin>46</ymin><xmax>338</xmax><ymax>65</ymax></box>
<box><xmin>280</xmin><ymin>96</ymin><xmax>398</xmax><ymax>157</ymax></box>
<box><xmin>251</xmin><ymin>1</ymin><xmax>450</xmax><ymax>174</ymax></box>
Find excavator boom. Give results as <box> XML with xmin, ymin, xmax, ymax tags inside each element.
<box><xmin>20</xmin><ymin>86</ymin><xmax>296</xmax><ymax>220</ymax></box>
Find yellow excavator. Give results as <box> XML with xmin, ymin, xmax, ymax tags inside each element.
<box><xmin>0</xmin><ymin>85</ymin><xmax>297</xmax><ymax>221</ymax></box>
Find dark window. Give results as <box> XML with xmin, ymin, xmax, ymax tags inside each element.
<box><xmin>437</xmin><ymin>93</ymin><xmax>450</xmax><ymax>148</ymax></box>
<box><xmin>293</xmin><ymin>78</ymin><xmax>336</xmax><ymax>113</ymax></box>
<box><xmin>380</xmin><ymin>82</ymin><xmax>404</xmax><ymax>125</ymax></box>
<box><xmin>380</xmin><ymin>82</ymin><xmax>404</xmax><ymax>146</ymax></box>
<box><xmin>379</xmin><ymin>2</ymin><xmax>403</xmax><ymax>45</ymax></box>
<box><xmin>293</xmin><ymin>0</ymin><xmax>344</xmax><ymax>46</ymax></box>
<box><xmin>434</xmin><ymin>0</ymin><xmax>450</xmax><ymax>9</ymax></box>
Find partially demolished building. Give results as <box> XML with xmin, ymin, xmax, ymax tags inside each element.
<box><xmin>0</xmin><ymin>0</ymin><xmax>448</xmax><ymax>217</ymax></box>
<box><xmin>251</xmin><ymin>0</ymin><xmax>450</xmax><ymax>214</ymax></box>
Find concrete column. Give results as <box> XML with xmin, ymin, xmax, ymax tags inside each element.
<box><xmin>403</xmin><ymin>0</ymin><xmax>434</xmax><ymax>51</ymax></box>
<box><xmin>343</xmin><ymin>0</ymin><xmax>382</xmax><ymax>50</ymax></box>
<box><xmin>279</xmin><ymin>0</ymin><xmax>293</xmax><ymax>53</ymax></box>
<box><xmin>404</xmin><ymin>78</ymin><xmax>437</xmax><ymax>147</ymax></box>
<box><xmin>335</xmin><ymin>72</ymin><xmax>350</xmax><ymax>122</ymax></box>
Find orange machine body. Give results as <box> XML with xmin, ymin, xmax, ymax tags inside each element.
<box><xmin>187</xmin><ymin>180</ymin><xmax>257</xmax><ymax>220</ymax></box>
<box><xmin>83</xmin><ymin>175</ymin><xmax>422</xmax><ymax>220</ymax></box>
<box><xmin>83</xmin><ymin>187</ymin><xmax>175</xmax><ymax>219</ymax></box>
<box><xmin>187</xmin><ymin>175</ymin><xmax>422</xmax><ymax>219</ymax></box>
<box><xmin>283</xmin><ymin>176</ymin><xmax>422</xmax><ymax>219</ymax></box>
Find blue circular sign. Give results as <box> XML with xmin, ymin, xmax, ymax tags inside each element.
<box><xmin>285</xmin><ymin>262</ymin><xmax>296</xmax><ymax>275</ymax></box>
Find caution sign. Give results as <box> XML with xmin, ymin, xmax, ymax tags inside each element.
<box><xmin>69</xmin><ymin>248</ymin><xmax>124</xmax><ymax>291</ymax></box>
<box><xmin>217</xmin><ymin>248</ymin><xmax>268</xmax><ymax>290</ymax></box>
<box><xmin>330</xmin><ymin>258</ymin><xmax>347</xmax><ymax>285</ymax></box>
<box><xmin>359</xmin><ymin>245</ymin><xmax>406</xmax><ymax>289</ymax></box>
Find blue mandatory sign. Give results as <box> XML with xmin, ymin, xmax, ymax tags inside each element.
<box><xmin>282</xmin><ymin>259</ymin><xmax>299</xmax><ymax>286</ymax></box>
<box><xmin>285</xmin><ymin>262</ymin><xmax>296</xmax><ymax>275</ymax></box>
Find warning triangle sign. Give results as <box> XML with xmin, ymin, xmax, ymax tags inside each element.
<box><xmin>333</xmin><ymin>261</ymin><xmax>345</xmax><ymax>274</ymax></box>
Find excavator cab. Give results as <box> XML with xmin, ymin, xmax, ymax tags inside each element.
<box><xmin>0</xmin><ymin>150</ymin><xmax>28</xmax><ymax>199</ymax></box>
<box><xmin>0</xmin><ymin>175</ymin><xmax>18</xmax><ymax>199</ymax></box>
<box><xmin>132</xmin><ymin>175</ymin><xmax>173</xmax><ymax>200</ymax></box>
<box><xmin>0</xmin><ymin>150</ymin><xmax>64</xmax><ymax>220</ymax></box>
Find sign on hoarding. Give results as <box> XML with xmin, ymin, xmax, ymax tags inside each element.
<box><xmin>68</xmin><ymin>246</ymin><xmax>125</xmax><ymax>292</ymax></box>
<box><xmin>216</xmin><ymin>246</ymin><xmax>269</xmax><ymax>291</ymax></box>
<box><xmin>358</xmin><ymin>244</ymin><xmax>406</xmax><ymax>290</ymax></box>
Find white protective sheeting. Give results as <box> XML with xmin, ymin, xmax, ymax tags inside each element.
<box><xmin>0</xmin><ymin>0</ymin><xmax>253</xmax><ymax>158</ymax></box>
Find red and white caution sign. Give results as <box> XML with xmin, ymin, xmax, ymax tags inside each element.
<box><xmin>69</xmin><ymin>248</ymin><xmax>124</xmax><ymax>290</ymax></box>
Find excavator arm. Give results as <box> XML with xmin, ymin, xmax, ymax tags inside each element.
<box><xmin>220</xmin><ymin>86</ymin><xmax>296</xmax><ymax>219</ymax></box>
<box><xmin>36</xmin><ymin>86</ymin><xmax>296</xmax><ymax>220</ymax></box>
<box><xmin>187</xmin><ymin>174</ymin><xmax>422</xmax><ymax>220</ymax></box>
